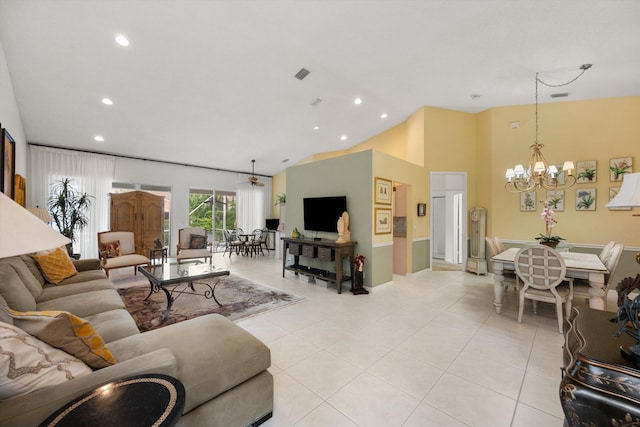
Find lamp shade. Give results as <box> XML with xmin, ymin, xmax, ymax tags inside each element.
<box><xmin>0</xmin><ymin>191</ymin><xmax>70</xmax><ymax>258</ymax></box>
<box><xmin>27</xmin><ymin>206</ymin><xmax>52</xmax><ymax>223</ymax></box>
<box><xmin>606</xmin><ymin>173</ymin><xmax>640</xmax><ymax>208</ymax></box>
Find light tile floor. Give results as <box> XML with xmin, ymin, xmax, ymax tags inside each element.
<box><xmin>113</xmin><ymin>252</ymin><xmax>584</xmax><ymax>426</ymax></box>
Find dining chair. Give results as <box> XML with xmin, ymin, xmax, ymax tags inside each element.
<box><xmin>486</xmin><ymin>236</ymin><xmax>519</xmax><ymax>290</ymax></box>
<box><xmin>223</xmin><ymin>229</ymin><xmax>244</xmax><ymax>258</ymax></box>
<box><xmin>246</xmin><ymin>229</ymin><xmax>265</xmax><ymax>257</ymax></box>
<box><xmin>572</xmin><ymin>242</ymin><xmax>624</xmax><ymax>310</ymax></box>
<box><xmin>515</xmin><ymin>245</ymin><xmax>574</xmax><ymax>333</ymax></box>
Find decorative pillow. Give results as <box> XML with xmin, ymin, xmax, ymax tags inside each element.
<box><xmin>31</xmin><ymin>247</ymin><xmax>78</xmax><ymax>285</ymax></box>
<box><xmin>189</xmin><ymin>234</ymin><xmax>207</xmax><ymax>249</ymax></box>
<box><xmin>0</xmin><ymin>321</ymin><xmax>91</xmax><ymax>400</ymax></box>
<box><xmin>98</xmin><ymin>240</ymin><xmax>121</xmax><ymax>259</ymax></box>
<box><xmin>8</xmin><ymin>309</ymin><xmax>117</xmax><ymax>369</ymax></box>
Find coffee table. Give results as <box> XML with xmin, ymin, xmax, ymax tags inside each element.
<box><xmin>138</xmin><ymin>263</ymin><xmax>230</xmax><ymax>321</ymax></box>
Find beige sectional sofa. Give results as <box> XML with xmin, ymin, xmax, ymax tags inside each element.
<box><xmin>0</xmin><ymin>254</ymin><xmax>273</xmax><ymax>427</ymax></box>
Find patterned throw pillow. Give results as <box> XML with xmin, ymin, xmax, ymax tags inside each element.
<box><xmin>31</xmin><ymin>247</ymin><xmax>78</xmax><ymax>285</ymax></box>
<box><xmin>189</xmin><ymin>234</ymin><xmax>207</xmax><ymax>249</ymax></box>
<box><xmin>98</xmin><ymin>240</ymin><xmax>121</xmax><ymax>259</ymax></box>
<box><xmin>8</xmin><ymin>309</ymin><xmax>118</xmax><ymax>369</ymax></box>
<box><xmin>0</xmin><ymin>321</ymin><xmax>91</xmax><ymax>400</ymax></box>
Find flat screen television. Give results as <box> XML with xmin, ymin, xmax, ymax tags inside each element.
<box><xmin>303</xmin><ymin>196</ymin><xmax>347</xmax><ymax>232</ymax></box>
<box><xmin>265</xmin><ymin>218</ymin><xmax>280</xmax><ymax>230</ymax></box>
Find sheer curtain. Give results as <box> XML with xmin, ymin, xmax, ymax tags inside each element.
<box><xmin>29</xmin><ymin>146</ymin><xmax>115</xmax><ymax>258</ymax></box>
<box><xmin>235</xmin><ymin>175</ymin><xmax>272</xmax><ymax>232</ymax></box>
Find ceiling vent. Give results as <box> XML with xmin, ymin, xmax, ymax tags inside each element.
<box><xmin>551</xmin><ymin>92</ymin><xmax>570</xmax><ymax>98</ymax></box>
<box><xmin>310</xmin><ymin>98</ymin><xmax>322</xmax><ymax>106</ymax></box>
<box><xmin>294</xmin><ymin>68</ymin><xmax>310</xmax><ymax>80</ymax></box>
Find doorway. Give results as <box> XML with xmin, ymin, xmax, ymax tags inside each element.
<box><xmin>430</xmin><ymin>172</ymin><xmax>467</xmax><ymax>270</ymax></box>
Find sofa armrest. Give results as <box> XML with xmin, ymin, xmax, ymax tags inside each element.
<box><xmin>72</xmin><ymin>258</ymin><xmax>102</xmax><ymax>272</ymax></box>
<box><xmin>0</xmin><ymin>348</ymin><xmax>178</xmax><ymax>427</ymax></box>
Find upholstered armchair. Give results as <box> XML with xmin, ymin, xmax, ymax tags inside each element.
<box><xmin>97</xmin><ymin>231</ymin><xmax>150</xmax><ymax>277</ymax></box>
<box><xmin>176</xmin><ymin>227</ymin><xmax>212</xmax><ymax>264</ymax></box>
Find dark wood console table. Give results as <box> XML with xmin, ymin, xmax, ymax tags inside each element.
<box><xmin>281</xmin><ymin>237</ymin><xmax>356</xmax><ymax>294</ymax></box>
<box><xmin>560</xmin><ymin>305</ymin><xmax>640</xmax><ymax>426</ymax></box>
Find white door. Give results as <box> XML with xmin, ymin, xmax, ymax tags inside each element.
<box><xmin>432</xmin><ymin>196</ymin><xmax>446</xmax><ymax>259</ymax></box>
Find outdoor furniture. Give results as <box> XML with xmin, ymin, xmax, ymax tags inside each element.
<box><xmin>223</xmin><ymin>229</ymin><xmax>244</xmax><ymax>258</ymax></box>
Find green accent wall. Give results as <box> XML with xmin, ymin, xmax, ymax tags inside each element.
<box><xmin>412</xmin><ymin>239</ymin><xmax>430</xmax><ymax>272</ymax></box>
<box><xmin>372</xmin><ymin>244</ymin><xmax>393</xmax><ymax>285</ymax></box>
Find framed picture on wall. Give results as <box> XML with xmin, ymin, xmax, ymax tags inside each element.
<box><xmin>374</xmin><ymin>177</ymin><xmax>392</xmax><ymax>205</ymax></box>
<box><xmin>576</xmin><ymin>188</ymin><xmax>596</xmax><ymax>211</ymax></box>
<box><xmin>520</xmin><ymin>191</ymin><xmax>536</xmax><ymax>212</ymax></box>
<box><xmin>546</xmin><ymin>190</ymin><xmax>565</xmax><ymax>212</ymax></box>
<box><xmin>610</xmin><ymin>157</ymin><xmax>633</xmax><ymax>181</ymax></box>
<box><xmin>1</xmin><ymin>127</ymin><xmax>16</xmax><ymax>199</ymax></box>
<box><xmin>576</xmin><ymin>160</ymin><xmax>597</xmax><ymax>183</ymax></box>
<box><xmin>609</xmin><ymin>186</ymin><xmax>631</xmax><ymax>211</ymax></box>
<box><xmin>374</xmin><ymin>208</ymin><xmax>392</xmax><ymax>234</ymax></box>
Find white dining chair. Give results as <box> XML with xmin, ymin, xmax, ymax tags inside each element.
<box><xmin>572</xmin><ymin>242</ymin><xmax>624</xmax><ymax>310</ymax></box>
<box><xmin>515</xmin><ymin>245</ymin><xmax>574</xmax><ymax>333</ymax></box>
<box><xmin>486</xmin><ymin>236</ymin><xmax>520</xmax><ymax>290</ymax></box>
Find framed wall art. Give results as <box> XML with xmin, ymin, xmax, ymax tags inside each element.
<box><xmin>520</xmin><ymin>191</ymin><xmax>536</xmax><ymax>212</ymax></box>
<box><xmin>576</xmin><ymin>188</ymin><xmax>596</xmax><ymax>211</ymax></box>
<box><xmin>608</xmin><ymin>186</ymin><xmax>631</xmax><ymax>211</ymax></box>
<box><xmin>576</xmin><ymin>160</ymin><xmax>597</xmax><ymax>183</ymax></box>
<box><xmin>546</xmin><ymin>190</ymin><xmax>565</xmax><ymax>212</ymax></box>
<box><xmin>610</xmin><ymin>157</ymin><xmax>632</xmax><ymax>182</ymax></box>
<box><xmin>374</xmin><ymin>208</ymin><xmax>392</xmax><ymax>234</ymax></box>
<box><xmin>1</xmin><ymin>127</ymin><xmax>16</xmax><ymax>199</ymax></box>
<box><xmin>374</xmin><ymin>177</ymin><xmax>392</xmax><ymax>205</ymax></box>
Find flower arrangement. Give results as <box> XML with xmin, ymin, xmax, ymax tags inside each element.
<box><xmin>535</xmin><ymin>200</ymin><xmax>565</xmax><ymax>248</ymax></box>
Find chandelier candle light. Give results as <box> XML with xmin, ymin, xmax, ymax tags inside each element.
<box><xmin>505</xmin><ymin>64</ymin><xmax>592</xmax><ymax>193</ymax></box>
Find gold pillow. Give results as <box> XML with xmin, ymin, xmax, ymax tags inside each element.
<box><xmin>8</xmin><ymin>309</ymin><xmax>117</xmax><ymax>369</ymax></box>
<box><xmin>31</xmin><ymin>247</ymin><xmax>77</xmax><ymax>284</ymax></box>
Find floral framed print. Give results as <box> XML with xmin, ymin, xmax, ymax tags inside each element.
<box><xmin>374</xmin><ymin>177</ymin><xmax>392</xmax><ymax>205</ymax></box>
<box><xmin>1</xmin><ymin>127</ymin><xmax>16</xmax><ymax>199</ymax></box>
<box><xmin>374</xmin><ymin>208</ymin><xmax>392</xmax><ymax>234</ymax></box>
<box><xmin>576</xmin><ymin>160</ymin><xmax>597</xmax><ymax>183</ymax></box>
<box><xmin>610</xmin><ymin>157</ymin><xmax>632</xmax><ymax>182</ymax></box>
<box><xmin>520</xmin><ymin>191</ymin><xmax>536</xmax><ymax>212</ymax></box>
<box><xmin>576</xmin><ymin>188</ymin><xmax>596</xmax><ymax>211</ymax></box>
<box><xmin>609</xmin><ymin>186</ymin><xmax>631</xmax><ymax>211</ymax></box>
<box><xmin>546</xmin><ymin>190</ymin><xmax>565</xmax><ymax>212</ymax></box>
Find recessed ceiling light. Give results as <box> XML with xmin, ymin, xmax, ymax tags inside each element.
<box><xmin>354</xmin><ymin>98</ymin><xmax>362</xmax><ymax>105</ymax></box>
<box><xmin>282</xmin><ymin>158</ymin><xmax>289</xmax><ymax>163</ymax></box>
<box><xmin>380</xmin><ymin>113</ymin><xmax>388</xmax><ymax>119</ymax></box>
<box><xmin>94</xmin><ymin>135</ymin><xmax>104</xmax><ymax>142</ymax></box>
<box><xmin>313</xmin><ymin>126</ymin><xmax>319</xmax><ymax>130</ymax></box>
<box><xmin>101</xmin><ymin>98</ymin><xmax>113</xmax><ymax>105</ymax></box>
<box><xmin>340</xmin><ymin>135</ymin><xmax>347</xmax><ymax>141</ymax></box>
<box><xmin>470</xmin><ymin>94</ymin><xmax>481</xmax><ymax>99</ymax></box>
<box><xmin>115</xmin><ymin>35</ymin><xmax>129</xmax><ymax>47</ymax></box>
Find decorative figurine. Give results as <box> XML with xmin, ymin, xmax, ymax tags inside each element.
<box><xmin>154</xmin><ymin>238</ymin><xmax>163</xmax><ymax>248</ymax></box>
<box><xmin>351</xmin><ymin>254</ymin><xmax>369</xmax><ymax>295</ymax></box>
<box><xmin>336</xmin><ymin>211</ymin><xmax>350</xmax><ymax>243</ymax></box>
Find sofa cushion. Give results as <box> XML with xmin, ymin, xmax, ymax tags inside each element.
<box><xmin>84</xmin><ymin>309</ymin><xmax>140</xmax><ymax>343</ymax></box>
<box><xmin>0</xmin><ymin>257</ymin><xmax>43</xmax><ymax>299</ymax></box>
<box><xmin>0</xmin><ymin>295</ymin><xmax>13</xmax><ymax>325</ymax></box>
<box><xmin>19</xmin><ymin>254</ymin><xmax>46</xmax><ymax>286</ymax></box>
<box><xmin>0</xmin><ymin>321</ymin><xmax>92</xmax><ymax>400</ymax></box>
<box><xmin>38</xmin><ymin>278</ymin><xmax>115</xmax><ymax>303</ymax></box>
<box><xmin>57</xmin><ymin>269</ymin><xmax>109</xmax><ymax>286</ymax></box>
<box><xmin>189</xmin><ymin>234</ymin><xmax>207</xmax><ymax>249</ymax></box>
<box><xmin>8</xmin><ymin>309</ymin><xmax>118</xmax><ymax>369</ymax></box>
<box><xmin>36</xmin><ymin>289</ymin><xmax>125</xmax><ymax>318</ymax></box>
<box><xmin>102</xmin><ymin>254</ymin><xmax>149</xmax><ymax>269</ymax></box>
<box><xmin>31</xmin><ymin>247</ymin><xmax>78</xmax><ymax>285</ymax></box>
<box><xmin>99</xmin><ymin>240</ymin><xmax>120</xmax><ymax>259</ymax></box>
<box><xmin>0</xmin><ymin>264</ymin><xmax>36</xmax><ymax>311</ymax></box>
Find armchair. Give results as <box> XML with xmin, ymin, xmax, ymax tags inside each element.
<box><xmin>97</xmin><ymin>231</ymin><xmax>150</xmax><ymax>277</ymax></box>
<box><xmin>176</xmin><ymin>227</ymin><xmax>212</xmax><ymax>264</ymax></box>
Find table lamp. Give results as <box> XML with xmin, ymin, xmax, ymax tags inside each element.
<box><xmin>0</xmin><ymin>192</ymin><xmax>70</xmax><ymax>258</ymax></box>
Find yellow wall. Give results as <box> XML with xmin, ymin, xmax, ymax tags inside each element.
<box><xmin>271</xmin><ymin>171</ymin><xmax>286</xmax><ymax>218</ymax></box>
<box><xmin>483</xmin><ymin>96</ymin><xmax>640</xmax><ymax>246</ymax></box>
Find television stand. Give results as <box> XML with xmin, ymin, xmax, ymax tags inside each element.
<box><xmin>281</xmin><ymin>237</ymin><xmax>357</xmax><ymax>294</ymax></box>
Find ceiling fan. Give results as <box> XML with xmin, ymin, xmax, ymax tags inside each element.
<box><xmin>243</xmin><ymin>160</ymin><xmax>264</xmax><ymax>187</ymax></box>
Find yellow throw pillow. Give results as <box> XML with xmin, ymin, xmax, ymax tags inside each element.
<box><xmin>8</xmin><ymin>309</ymin><xmax>117</xmax><ymax>369</ymax></box>
<box><xmin>31</xmin><ymin>247</ymin><xmax>78</xmax><ymax>284</ymax></box>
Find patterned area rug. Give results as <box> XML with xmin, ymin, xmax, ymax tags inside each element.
<box><xmin>117</xmin><ymin>275</ymin><xmax>303</xmax><ymax>332</ymax></box>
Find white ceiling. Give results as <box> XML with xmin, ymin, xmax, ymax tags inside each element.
<box><xmin>1</xmin><ymin>0</ymin><xmax>639</xmax><ymax>176</ymax></box>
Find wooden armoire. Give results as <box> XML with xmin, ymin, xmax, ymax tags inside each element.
<box><xmin>109</xmin><ymin>191</ymin><xmax>164</xmax><ymax>256</ymax></box>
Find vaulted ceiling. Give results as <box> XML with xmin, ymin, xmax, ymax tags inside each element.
<box><xmin>1</xmin><ymin>0</ymin><xmax>639</xmax><ymax>176</ymax></box>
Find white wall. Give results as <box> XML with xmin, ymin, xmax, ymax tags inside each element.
<box><xmin>0</xmin><ymin>39</ymin><xmax>27</xmax><ymax>176</ymax></box>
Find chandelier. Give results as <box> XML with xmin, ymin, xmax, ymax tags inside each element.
<box><xmin>505</xmin><ymin>64</ymin><xmax>592</xmax><ymax>193</ymax></box>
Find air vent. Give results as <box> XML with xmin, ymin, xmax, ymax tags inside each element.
<box><xmin>551</xmin><ymin>92</ymin><xmax>569</xmax><ymax>98</ymax></box>
<box><xmin>310</xmin><ymin>98</ymin><xmax>322</xmax><ymax>106</ymax></box>
<box><xmin>294</xmin><ymin>68</ymin><xmax>310</xmax><ymax>80</ymax></box>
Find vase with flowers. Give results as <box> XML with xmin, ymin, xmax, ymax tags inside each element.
<box><xmin>535</xmin><ymin>200</ymin><xmax>565</xmax><ymax>248</ymax></box>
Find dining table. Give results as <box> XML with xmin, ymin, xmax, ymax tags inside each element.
<box><xmin>491</xmin><ymin>247</ymin><xmax>609</xmax><ymax>314</ymax></box>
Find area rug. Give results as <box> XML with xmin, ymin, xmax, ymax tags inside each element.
<box><xmin>117</xmin><ymin>275</ymin><xmax>303</xmax><ymax>332</ymax></box>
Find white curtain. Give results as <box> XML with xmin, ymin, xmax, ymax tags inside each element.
<box><xmin>235</xmin><ymin>174</ymin><xmax>272</xmax><ymax>232</ymax></box>
<box><xmin>28</xmin><ymin>146</ymin><xmax>115</xmax><ymax>258</ymax></box>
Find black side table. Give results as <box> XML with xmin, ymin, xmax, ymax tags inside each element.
<box><xmin>150</xmin><ymin>247</ymin><xmax>168</xmax><ymax>265</ymax></box>
<box><xmin>39</xmin><ymin>374</ymin><xmax>185</xmax><ymax>427</ymax></box>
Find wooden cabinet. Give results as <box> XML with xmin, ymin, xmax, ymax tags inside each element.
<box><xmin>110</xmin><ymin>191</ymin><xmax>164</xmax><ymax>256</ymax></box>
<box><xmin>561</xmin><ymin>305</ymin><xmax>640</xmax><ymax>426</ymax></box>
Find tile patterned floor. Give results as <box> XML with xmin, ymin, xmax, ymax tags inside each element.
<box><xmin>112</xmin><ymin>251</ymin><xmax>579</xmax><ymax>426</ymax></box>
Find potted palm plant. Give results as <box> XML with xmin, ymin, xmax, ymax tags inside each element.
<box><xmin>47</xmin><ymin>178</ymin><xmax>93</xmax><ymax>257</ymax></box>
